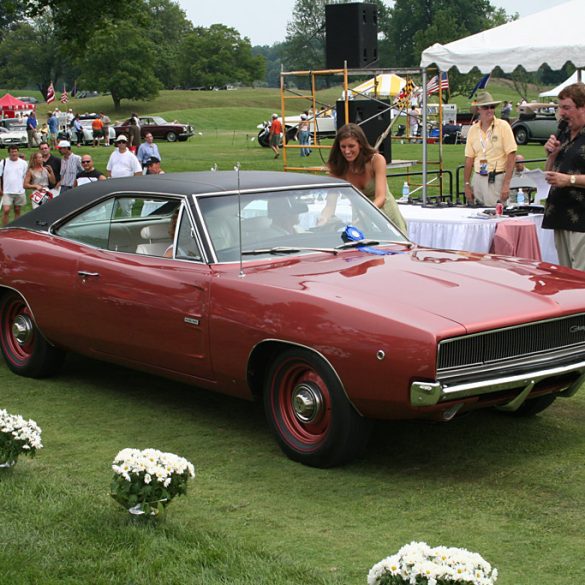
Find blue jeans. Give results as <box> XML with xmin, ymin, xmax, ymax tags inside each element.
<box><xmin>299</xmin><ymin>130</ymin><xmax>310</xmax><ymax>157</ymax></box>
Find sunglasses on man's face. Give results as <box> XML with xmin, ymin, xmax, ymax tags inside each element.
<box><xmin>480</xmin><ymin>105</ymin><xmax>496</xmax><ymax>110</ymax></box>
<box><xmin>81</xmin><ymin>160</ymin><xmax>92</xmax><ymax>164</ymax></box>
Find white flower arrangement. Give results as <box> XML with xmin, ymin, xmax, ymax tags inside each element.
<box><xmin>368</xmin><ymin>541</ymin><xmax>498</xmax><ymax>585</ymax></box>
<box><xmin>111</xmin><ymin>448</ymin><xmax>196</xmax><ymax>516</ymax></box>
<box><xmin>0</xmin><ymin>408</ymin><xmax>43</xmax><ymax>467</ymax></box>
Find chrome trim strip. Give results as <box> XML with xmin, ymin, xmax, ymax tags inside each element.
<box><xmin>411</xmin><ymin>358</ymin><xmax>585</xmax><ymax>407</ymax></box>
<box><xmin>193</xmin><ymin>182</ymin><xmax>353</xmax><ymax>198</ymax></box>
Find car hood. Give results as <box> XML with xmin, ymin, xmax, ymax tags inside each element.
<box><xmin>232</xmin><ymin>247</ymin><xmax>585</xmax><ymax>336</ymax></box>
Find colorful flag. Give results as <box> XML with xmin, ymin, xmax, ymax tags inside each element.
<box><xmin>468</xmin><ymin>74</ymin><xmax>491</xmax><ymax>99</ymax></box>
<box><xmin>395</xmin><ymin>79</ymin><xmax>416</xmax><ymax>109</ymax></box>
<box><xmin>46</xmin><ymin>82</ymin><xmax>55</xmax><ymax>104</ymax></box>
<box><xmin>426</xmin><ymin>72</ymin><xmax>449</xmax><ymax>95</ymax></box>
<box><xmin>60</xmin><ymin>86</ymin><xmax>69</xmax><ymax>104</ymax></box>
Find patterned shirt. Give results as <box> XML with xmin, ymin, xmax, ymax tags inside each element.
<box><xmin>542</xmin><ymin>126</ymin><xmax>585</xmax><ymax>232</ymax></box>
<box><xmin>60</xmin><ymin>153</ymin><xmax>83</xmax><ymax>187</ymax></box>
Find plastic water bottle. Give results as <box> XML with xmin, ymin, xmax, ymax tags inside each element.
<box><xmin>400</xmin><ymin>181</ymin><xmax>410</xmax><ymax>202</ymax></box>
<box><xmin>517</xmin><ymin>188</ymin><xmax>525</xmax><ymax>206</ymax></box>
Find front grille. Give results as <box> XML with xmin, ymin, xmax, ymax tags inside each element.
<box><xmin>438</xmin><ymin>313</ymin><xmax>585</xmax><ymax>372</ymax></box>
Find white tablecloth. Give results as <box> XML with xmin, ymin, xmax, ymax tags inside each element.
<box><xmin>400</xmin><ymin>204</ymin><xmax>558</xmax><ymax>264</ymax></box>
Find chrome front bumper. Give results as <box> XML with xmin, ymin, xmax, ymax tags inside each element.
<box><xmin>411</xmin><ymin>359</ymin><xmax>585</xmax><ymax>410</ymax></box>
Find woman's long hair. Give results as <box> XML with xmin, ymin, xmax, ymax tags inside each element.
<box><xmin>327</xmin><ymin>123</ymin><xmax>377</xmax><ymax>178</ymax></box>
<box><xmin>28</xmin><ymin>151</ymin><xmax>43</xmax><ymax>169</ymax></box>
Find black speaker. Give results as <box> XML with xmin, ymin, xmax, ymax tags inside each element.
<box><xmin>336</xmin><ymin>99</ymin><xmax>392</xmax><ymax>163</ymax></box>
<box><xmin>326</xmin><ymin>3</ymin><xmax>378</xmax><ymax>69</ymax></box>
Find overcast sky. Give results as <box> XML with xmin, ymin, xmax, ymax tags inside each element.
<box><xmin>176</xmin><ymin>0</ymin><xmax>570</xmax><ymax>47</ymax></box>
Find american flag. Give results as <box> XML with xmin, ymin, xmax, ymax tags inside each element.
<box><xmin>60</xmin><ymin>87</ymin><xmax>69</xmax><ymax>104</ymax></box>
<box><xmin>426</xmin><ymin>72</ymin><xmax>449</xmax><ymax>95</ymax></box>
<box><xmin>46</xmin><ymin>82</ymin><xmax>55</xmax><ymax>104</ymax></box>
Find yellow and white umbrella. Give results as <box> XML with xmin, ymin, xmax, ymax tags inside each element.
<box><xmin>347</xmin><ymin>74</ymin><xmax>407</xmax><ymax>98</ymax></box>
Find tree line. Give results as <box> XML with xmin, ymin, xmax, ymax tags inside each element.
<box><xmin>0</xmin><ymin>0</ymin><xmax>574</xmax><ymax>109</ymax></box>
<box><xmin>0</xmin><ymin>0</ymin><xmax>264</xmax><ymax>109</ymax></box>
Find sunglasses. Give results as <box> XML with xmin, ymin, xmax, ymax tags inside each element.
<box><xmin>480</xmin><ymin>105</ymin><xmax>497</xmax><ymax>110</ymax></box>
<box><xmin>81</xmin><ymin>160</ymin><xmax>92</xmax><ymax>164</ymax></box>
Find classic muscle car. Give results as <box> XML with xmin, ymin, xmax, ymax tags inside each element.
<box><xmin>2</xmin><ymin>171</ymin><xmax>585</xmax><ymax>467</ymax></box>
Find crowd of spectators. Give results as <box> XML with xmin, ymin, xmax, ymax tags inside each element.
<box><xmin>0</xmin><ymin>110</ymin><xmax>164</xmax><ymax>225</ymax></box>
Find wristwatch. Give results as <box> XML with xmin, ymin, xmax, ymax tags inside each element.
<box><xmin>570</xmin><ymin>175</ymin><xmax>577</xmax><ymax>185</ymax></box>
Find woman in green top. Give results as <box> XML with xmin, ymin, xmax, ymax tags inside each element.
<box><xmin>327</xmin><ymin>123</ymin><xmax>407</xmax><ymax>233</ymax></box>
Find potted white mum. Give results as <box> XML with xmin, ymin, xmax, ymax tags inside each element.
<box><xmin>110</xmin><ymin>448</ymin><xmax>196</xmax><ymax>516</ymax></box>
<box><xmin>0</xmin><ymin>408</ymin><xmax>43</xmax><ymax>468</ymax></box>
<box><xmin>368</xmin><ymin>541</ymin><xmax>498</xmax><ymax>585</ymax></box>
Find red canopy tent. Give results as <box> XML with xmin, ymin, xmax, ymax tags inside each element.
<box><xmin>0</xmin><ymin>93</ymin><xmax>32</xmax><ymax>119</ymax></box>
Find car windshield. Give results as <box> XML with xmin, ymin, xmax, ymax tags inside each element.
<box><xmin>151</xmin><ymin>117</ymin><xmax>168</xmax><ymax>125</ymax></box>
<box><xmin>1</xmin><ymin>120</ymin><xmax>26</xmax><ymax>131</ymax></box>
<box><xmin>197</xmin><ymin>186</ymin><xmax>409</xmax><ymax>262</ymax></box>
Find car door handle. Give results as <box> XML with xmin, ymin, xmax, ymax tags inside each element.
<box><xmin>78</xmin><ymin>271</ymin><xmax>100</xmax><ymax>278</ymax></box>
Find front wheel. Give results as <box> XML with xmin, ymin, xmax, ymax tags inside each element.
<box><xmin>165</xmin><ymin>131</ymin><xmax>177</xmax><ymax>142</ymax></box>
<box><xmin>257</xmin><ymin>130</ymin><xmax>270</xmax><ymax>148</ymax></box>
<box><xmin>264</xmin><ymin>348</ymin><xmax>371</xmax><ymax>467</ymax></box>
<box><xmin>0</xmin><ymin>292</ymin><xmax>65</xmax><ymax>378</ymax></box>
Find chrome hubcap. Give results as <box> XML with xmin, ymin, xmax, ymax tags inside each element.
<box><xmin>292</xmin><ymin>383</ymin><xmax>323</xmax><ymax>423</ymax></box>
<box><xmin>12</xmin><ymin>315</ymin><xmax>33</xmax><ymax>346</ymax></box>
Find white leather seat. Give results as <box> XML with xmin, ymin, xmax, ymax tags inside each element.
<box><xmin>206</xmin><ymin>215</ymin><xmax>237</xmax><ymax>251</ymax></box>
<box><xmin>136</xmin><ymin>222</ymin><xmax>171</xmax><ymax>255</ymax></box>
<box><xmin>140</xmin><ymin>223</ymin><xmax>170</xmax><ymax>240</ymax></box>
<box><xmin>136</xmin><ymin>242</ymin><xmax>170</xmax><ymax>256</ymax></box>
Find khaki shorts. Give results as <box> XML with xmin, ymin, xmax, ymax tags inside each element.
<box><xmin>1</xmin><ymin>192</ymin><xmax>26</xmax><ymax>207</ymax></box>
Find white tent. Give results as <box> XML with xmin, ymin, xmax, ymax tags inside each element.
<box><xmin>420</xmin><ymin>0</ymin><xmax>585</xmax><ymax>73</ymax></box>
<box><xmin>539</xmin><ymin>70</ymin><xmax>584</xmax><ymax>97</ymax></box>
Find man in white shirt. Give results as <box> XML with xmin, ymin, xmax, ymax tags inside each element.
<box><xmin>0</xmin><ymin>146</ymin><xmax>29</xmax><ymax>225</ymax></box>
<box><xmin>106</xmin><ymin>135</ymin><xmax>142</xmax><ymax>178</ymax></box>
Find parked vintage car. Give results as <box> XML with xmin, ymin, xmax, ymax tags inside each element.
<box><xmin>257</xmin><ymin>111</ymin><xmax>337</xmax><ymax>147</ymax></box>
<box><xmin>114</xmin><ymin>116</ymin><xmax>194</xmax><ymax>142</ymax></box>
<box><xmin>55</xmin><ymin>113</ymin><xmax>116</xmax><ymax>146</ymax></box>
<box><xmin>511</xmin><ymin>102</ymin><xmax>559</xmax><ymax>145</ymax></box>
<box><xmin>0</xmin><ymin>126</ymin><xmax>28</xmax><ymax>148</ymax></box>
<box><xmin>2</xmin><ymin>171</ymin><xmax>585</xmax><ymax>467</ymax></box>
<box><xmin>0</xmin><ymin>119</ymin><xmax>27</xmax><ymax>132</ymax></box>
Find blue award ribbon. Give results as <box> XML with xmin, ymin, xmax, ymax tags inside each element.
<box><xmin>343</xmin><ymin>225</ymin><xmax>397</xmax><ymax>255</ymax></box>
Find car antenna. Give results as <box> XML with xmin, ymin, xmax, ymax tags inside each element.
<box><xmin>234</xmin><ymin>162</ymin><xmax>245</xmax><ymax>278</ymax></box>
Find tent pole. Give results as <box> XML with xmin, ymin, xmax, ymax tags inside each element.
<box><xmin>422</xmin><ymin>68</ymin><xmax>428</xmax><ymax>205</ymax></box>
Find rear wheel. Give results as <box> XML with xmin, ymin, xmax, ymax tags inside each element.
<box><xmin>0</xmin><ymin>292</ymin><xmax>65</xmax><ymax>378</ymax></box>
<box><xmin>264</xmin><ymin>348</ymin><xmax>371</xmax><ymax>467</ymax></box>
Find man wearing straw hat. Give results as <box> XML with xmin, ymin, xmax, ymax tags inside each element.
<box><xmin>463</xmin><ymin>91</ymin><xmax>517</xmax><ymax>206</ymax></box>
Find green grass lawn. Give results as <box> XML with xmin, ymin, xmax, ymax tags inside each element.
<box><xmin>2</xmin><ymin>82</ymin><xmax>582</xmax><ymax>584</ymax></box>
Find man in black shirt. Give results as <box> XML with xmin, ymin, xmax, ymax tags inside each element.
<box><xmin>75</xmin><ymin>155</ymin><xmax>106</xmax><ymax>187</ymax></box>
<box><xmin>38</xmin><ymin>142</ymin><xmax>61</xmax><ymax>187</ymax></box>
<box><xmin>543</xmin><ymin>83</ymin><xmax>585</xmax><ymax>270</ymax></box>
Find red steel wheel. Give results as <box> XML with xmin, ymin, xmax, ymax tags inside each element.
<box><xmin>264</xmin><ymin>348</ymin><xmax>371</xmax><ymax>467</ymax></box>
<box><xmin>0</xmin><ymin>292</ymin><xmax>64</xmax><ymax>378</ymax></box>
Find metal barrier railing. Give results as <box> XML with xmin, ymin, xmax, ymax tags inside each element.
<box><xmin>388</xmin><ymin>169</ymin><xmax>454</xmax><ymax>204</ymax></box>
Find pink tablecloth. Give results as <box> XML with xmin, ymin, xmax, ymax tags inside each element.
<box><xmin>489</xmin><ymin>220</ymin><xmax>542</xmax><ymax>261</ymax></box>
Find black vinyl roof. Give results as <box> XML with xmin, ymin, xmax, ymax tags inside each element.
<box><xmin>8</xmin><ymin>171</ymin><xmax>347</xmax><ymax>232</ymax></box>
